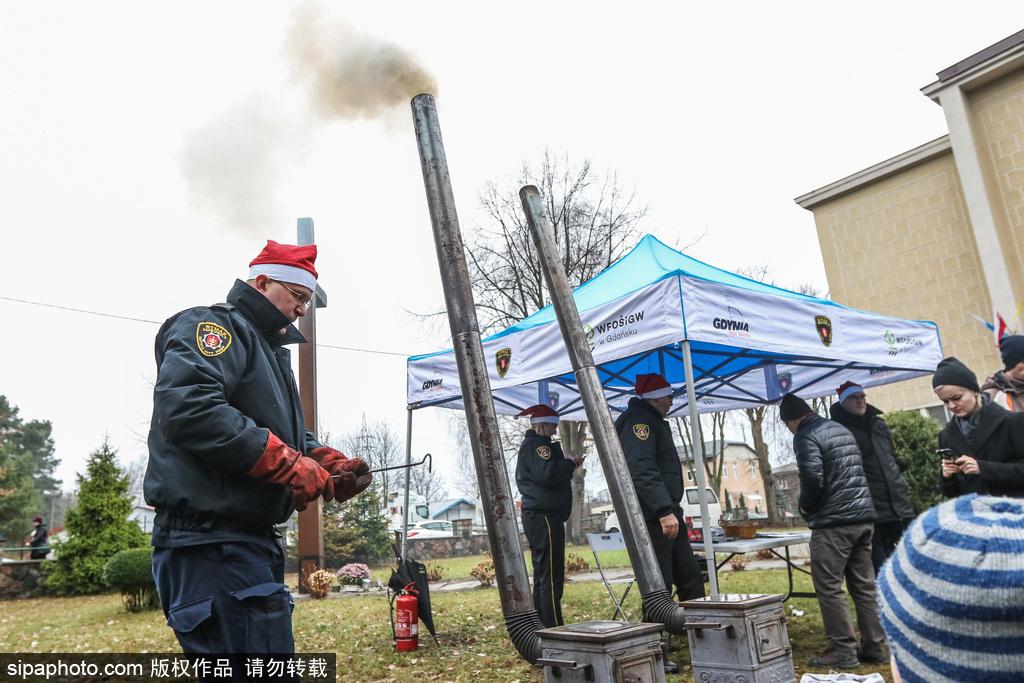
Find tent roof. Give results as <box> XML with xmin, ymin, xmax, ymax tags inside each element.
<box><xmin>407</xmin><ymin>234</ymin><xmax>942</xmax><ymax>418</ymax></box>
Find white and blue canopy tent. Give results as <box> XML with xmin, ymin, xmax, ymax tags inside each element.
<box><xmin>408</xmin><ymin>234</ymin><xmax>943</xmax><ymax>417</ymax></box>
<box><xmin>404</xmin><ymin>234</ymin><xmax>942</xmax><ymax>590</ymax></box>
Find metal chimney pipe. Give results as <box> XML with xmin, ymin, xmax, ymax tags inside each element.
<box><xmin>411</xmin><ymin>94</ymin><xmax>544</xmax><ymax>663</ymax></box>
<box><xmin>519</xmin><ymin>185</ymin><xmax>687</xmax><ymax>634</ymax></box>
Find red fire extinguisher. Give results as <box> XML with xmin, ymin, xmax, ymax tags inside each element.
<box><xmin>395</xmin><ymin>582</ymin><xmax>419</xmax><ymax>652</ymax></box>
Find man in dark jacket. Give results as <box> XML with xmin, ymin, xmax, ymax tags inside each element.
<box><xmin>515</xmin><ymin>404</ymin><xmax>578</xmax><ymax>627</ymax></box>
<box><xmin>830</xmin><ymin>381</ymin><xmax>915</xmax><ymax>571</ymax></box>
<box><xmin>27</xmin><ymin>515</ymin><xmax>48</xmax><ymax>559</ymax></box>
<box><xmin>982</xmin><ymin>334</ymin><xmax>1024</xmax><ymax>413</ymax></box>
<box><xmin>616</xmin><ymin>373</ymin><xmax>704</xmax><ymax>674</ymax></box>
<box><xmin>780</xmin><ymin>393</ymin><xmax>885</xmax><ymax>670</ymax></box>
<box><xmin>145</xmin><ymin>240</ymin><xmax>372</xmax><ymax>658</ymax></box>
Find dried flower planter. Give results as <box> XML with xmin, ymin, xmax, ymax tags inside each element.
<box><xmin>721</xmin><ymin>522</ymin><xmax>759</xmax><ymax>539</ymax></box>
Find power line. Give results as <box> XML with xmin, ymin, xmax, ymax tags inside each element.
<box><xmin>0</xmin><ymin>295</ymin><xmax>162</xmax><ymax>325</ymax></box>
<box><xmin>1</xmin><ymin>295</ymin><xmax>410</xmax><ymax>358</ymax></box>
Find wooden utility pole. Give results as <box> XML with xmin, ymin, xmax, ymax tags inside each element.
<box><xmin>296</xmin><ymin>217</ymin><xmax>326</xmax><ymax>592</ymax></box>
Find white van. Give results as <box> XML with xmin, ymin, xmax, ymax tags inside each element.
<box><xmin>604</xmin><ymin>487</ymin><xmax>723</xmax><ymax>532</ymax></box>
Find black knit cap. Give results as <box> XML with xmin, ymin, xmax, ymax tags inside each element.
<box><xmin>778</xmin><ymin>393</ymin><xmax>812</xmax><ymax>421</ymax></box>
<box><xmin>1000</xmin><ymin>335</ymin><xmax>1024</xmax><ymax>371</ymax></box>
<box><xmin>931</xmin><ymin>356</ymin><xmax>980</xmax><ymax>392</ymax></box>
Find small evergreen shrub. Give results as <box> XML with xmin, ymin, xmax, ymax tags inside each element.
<box><xmin>103</xmin><ymin>548</ymin><xmax>159</xmax><ymax>612</ymax></box>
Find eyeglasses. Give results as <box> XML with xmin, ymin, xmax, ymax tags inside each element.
<box><xmin>269</xmin><ymin>278</ymin><xmax>313</xmax><ymax>310</ymax></box>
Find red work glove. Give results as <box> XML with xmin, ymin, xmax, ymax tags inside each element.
<box><xmin>308</xmin><ymin>447</ymin><xmax>372</xmax><ymax>503</ymax></box>
<box><xmin>248</xmin><ymin>432</ymin><xmax>334</xmax><ymax>511</ymax></box>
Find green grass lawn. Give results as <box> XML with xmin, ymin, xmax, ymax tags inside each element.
<box><xmin>0</xmin><ymin>568</ymin><xmax>893</xmax><ymax>682</ymax></box>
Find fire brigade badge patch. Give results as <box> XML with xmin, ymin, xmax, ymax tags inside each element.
<box><xmin>536</xmin><ymin>446</ymin><xmax>551</xmax><ymax>460</ymax></box>
<box><xmin>815</xmin><ymin>315</ymin><xmax>833</xmax><ymax>347</ymax></box>
<box><xmin>633</xmin><ymin>424</ymin><xmax>650</xmax><ymax>441</ymax></box>
<box><xmin>196</xmin><ymin>322</ymin><xmax>232</xmax><ymax>357</ymax></box>
<box><xmin>495</xmin><ymin>347</ymin><xmax>512</xmax><ymax>378</ymax></box>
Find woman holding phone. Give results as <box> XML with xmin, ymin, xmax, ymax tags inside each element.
<box><xmin>931</xmin><ymin>356</ymin><xmax>1024</xmax><ymax>498</ymax></box>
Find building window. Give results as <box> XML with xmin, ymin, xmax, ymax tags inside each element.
<box><xmin>686</xmin><ymin>470</ymin><xmax>694</xmax><ymax>482</ymax></box>
<box><xmin>723</xmin><ymin>466</ymin><xmax>728</xmax><ymax>480</ymax></box>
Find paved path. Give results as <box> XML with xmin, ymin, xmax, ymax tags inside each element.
<box><xmin>295</xmin><ymin>556</ymin><xmax>808</xmax><ymax>600</ymax></box>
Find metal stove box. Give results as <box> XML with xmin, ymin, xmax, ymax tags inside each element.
<box><xmin>537</xmin><ymin>620</ymin><xmax>665</xmax><ymax>683</ymax></box>
<box><xmin>680</xmin><ymin>593</ymin><xmax>795</xmax><ymax>683</ymax></box>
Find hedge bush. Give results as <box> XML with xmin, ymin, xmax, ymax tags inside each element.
<box><xmin>103</xmin><ymin>547</ymin><xmax>159</xmax><ymax>612</ymax></box>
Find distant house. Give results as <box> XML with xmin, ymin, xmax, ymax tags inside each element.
<box><xmin>429</xmin><ymin>498</ymin><xmax>476</xmax><ymax>523</ymax></box>
<box><xmin>771</xmin><ymin>462</ymin><xmax>801</xmax><ymax>519</ymax></box>
<box><xmin>129</xmin><ymin>502</ymin><xmax>156</xmax><ymax>534</ymax></box>
<box><xmin>681</xmin><ymin>440</ymin><xmax>768</xmax><ymax>514</ymax></box>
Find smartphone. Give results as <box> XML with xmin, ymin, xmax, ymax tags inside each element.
<box><xmin>936</xmin><ymin>448</ymin><xmax>957</xmax><ymax>461</ymax></box>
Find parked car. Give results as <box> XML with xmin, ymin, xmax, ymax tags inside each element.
<box><xmin>604</xmin><ymin>487</ymin><xmax>724</xmax><ymax>534</ymax></box>
<box><xmin>405</xmin><ymin>520</ymin><xmax>455</xmax><ymax>539</ymax></box>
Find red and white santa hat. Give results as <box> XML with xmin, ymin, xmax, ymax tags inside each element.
<box><xmin>517</xmin><ymin>404</ymin><xmax>560</xmax><ymax>425</ymax></box>
<box><xmin>248</xmin><ymin>240</ymin><xmax>318</xmax><ymax>292</ymax></box>
<box><xmin>635</xmin><ymin>373</ymin><xmax>673</xmax><ymax>399</ymax></box>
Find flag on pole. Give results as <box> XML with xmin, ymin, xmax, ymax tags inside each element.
<box><xmin>994</xmin><ymin>307</ymin><xmax>1009</xmax><ymax>344</ymax></box>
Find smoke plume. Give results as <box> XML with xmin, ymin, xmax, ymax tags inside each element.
<box><xmin>179</xmin><ymin>94</ymin><xmax>308</xmax><ymax>235</ymax></box>
<box><xmin>180</xmin><ymin>2</ymin><xmax>436</xmax><ymax>234</ymax></box>
<box><xmin>285</xmin><ymin>2</ymin><xmax>437</xmax><ymax>120</ymax></box>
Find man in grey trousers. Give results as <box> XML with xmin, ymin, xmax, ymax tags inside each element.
<box><xmin>779</xmin><ymin>393</ymin><xmax>887</xmax><ymax>670</ymax></box>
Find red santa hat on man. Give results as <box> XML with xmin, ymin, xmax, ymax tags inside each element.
<box><xmin>635</xmin><ymin>373</ymin><xmax>674</xmax><ymax>399</ymax></box>
<box><xmin>517</xmin><ymin>404</ymin><xmax>560</xmax><ymax>425</ymax></box>
<box><xmin>248</xmin><ymin>240</ymin><xmax>318</xmax><ymax>292</ymax></box>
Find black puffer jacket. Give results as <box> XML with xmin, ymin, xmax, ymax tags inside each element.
<box><xmin>830</xmin><ymin>403</ymin><xmax>916</xmax><ymax>521</ymax></box>
<box><xmin>615</xmin><ymin>397</ymin><xmax>682</xmax><ymax>522</ymax></box>
<box><xmin>939</xmin><ymin>400</ymin><xmax>1024</xmax><ymax>498</ymax></box>
<box><xmin>793</xmin><ymin>414</ymin><xmax>876</xmax><ymax>529</ymax></box>
<box><xmin>516</xmin><ymin>430</ymin><xmax>575</xmax><ymax>518</ymax></box>
<box><xmin>145</xmin><ymin>280</ymin><xmax>320</xmax><ymax>531</ymax></box>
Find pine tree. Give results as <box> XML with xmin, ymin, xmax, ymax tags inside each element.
<box><xmin>885</xmin><ymin>410</ymin><xmax>943</xmax><ymax>514</ymax></box>
<box><xmin>322</xmin><ymin>487</ymin><xmax>392</xmax><ymax>567</ymax></box>
<box><xmin>44</xmin><ymin>438</ymin><xmax>146</xmax><ymax>594</ymax></box>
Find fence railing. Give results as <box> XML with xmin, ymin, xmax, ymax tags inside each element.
<box><xmin>0</xmin><ymin>546</ymin><xmax>51</xmax><ymax>561</ymax></box>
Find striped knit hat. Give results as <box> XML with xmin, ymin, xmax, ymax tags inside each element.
<box><xmin>877</xmin><ymin>495</ymin><xmax>1024</xmax><ymax>682</ymax></box>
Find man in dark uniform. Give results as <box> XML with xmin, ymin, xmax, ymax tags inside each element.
<box><xmin>145</xmin><ymin>240</ymin><xmax>372</xmax><ymax>661</ymax></box>
<box><xmin>515</xmin><ymin>404</ymin><xmax>579</xmax><ymax>627</ymax></box>
<box><xmin>616</xmin><ymin>373</ymin><xmax>705</xmax><ymax>673</ymax></box>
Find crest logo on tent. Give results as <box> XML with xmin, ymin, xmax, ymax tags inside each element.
<box><xmin>777</xmin><ymin>372</ymin><xmax>793</xmax><ymax>393</ymax></box>
<box><xmin>546</xmin><ymin>392</ymin><xmax>560</xmax><ymax>410</ymax></box>
<box><xmin>815</xmin><ymin>315</ymin><xmax>833</xmax><ymax>347</ymax></box>
<box><xmin>495</xmin><ymin>348</ymin><xmax>512</xmax><ymax>378</ymax></box>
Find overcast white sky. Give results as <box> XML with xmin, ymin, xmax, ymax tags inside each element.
<box><xmin>2</xmin><ymin>2</ymin><xmax>1022</xmax><ymax>497</ymax></box>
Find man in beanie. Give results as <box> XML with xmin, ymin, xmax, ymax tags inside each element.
<box><xmin>877</xmin><ymin>494</ymin><xmax>1024</xmax><ymax>682</ymax></box>
<box><xmin>515</xmin><ymin>404</ymin><xmax>580</xmax><ymax>627</ymax></box>
<box><xmin>616</xmin><ymin>373</ymin><xmax>704</xmax><ymax>674</ymax></box>
<box><xmin>779</xmin><ymin>392</ymin><xmax>885</xmax><ymax>669</ymax></box>
<box><xmin>145</xmin><ymin>240</ymin><xmax>372</xmax><ymax>658</ymax></box>
<box><xmin>26</xmin><ymin>515</ymin><xmax>48</xmax><ymax>559</ymax></box>
<box><xmin>982</xmin><ymin>334</ymin><xmax>1024</xmax><ymax>413</ymax></box>
<box><xmin>830</xmin><ymin>381</ymin><xmax>915</xmax><ymax>571</ymax></box>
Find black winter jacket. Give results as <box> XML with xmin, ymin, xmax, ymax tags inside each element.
<box><xmin>516</xmin><ymin>430</ymin><xmax>574</xmax><ymax>518</ymax></box>
<box><xmin>830</xmin><ymin>403</ymin><xmax>915</xmax><ymax>522</ymax></box>
<box><xmin>939</xmin><ymin>400</ymin><xmax>1024</xmax><ymax>498</ymax></box>
<box><xmin>793</xmin><ymin>414</ymin><xmax>876</xmax><ymax>529</ymax></box>
<box><xmin>145</xmin><ymin>280</ymin><xmax>320</xmax><ymax>533</ymax></box>
<box><xmin>615</xmin><ymin>397</ymin><xmax>682</xmax><ymax>522</ymax></box>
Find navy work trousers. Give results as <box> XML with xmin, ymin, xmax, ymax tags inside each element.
<box><xmin>153</xmin><ymin>539</ymin><xmax>295</xmax><ymax>657</ymax></box>
<box><xmin>522</xmin><ymin>509</ymin><xmax>566</xmax><ymax>627</ymax></box>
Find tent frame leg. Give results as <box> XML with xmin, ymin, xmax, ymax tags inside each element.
<box><xmin>682</xmin><ymin>340</ymin><xmax>720</xmax><ymax>596</ymax></box>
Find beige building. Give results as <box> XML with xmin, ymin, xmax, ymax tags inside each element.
<box><xmin>796</xmin><ymin>30</ymin><xmax>1024</xmax><ymax>416</ymax></box>
<box><xmin>683</xmin><ymin>441</ymin><xmax>768</xmax><ymax>515</ymax></box>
